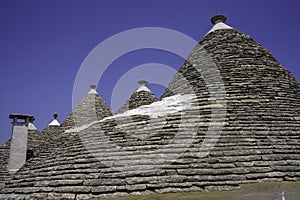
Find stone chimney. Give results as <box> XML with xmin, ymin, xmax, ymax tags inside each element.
<box><xmin>8</xmin><ymin>114</ymin><xmax>34</xmax><ymax>174</ymax></box>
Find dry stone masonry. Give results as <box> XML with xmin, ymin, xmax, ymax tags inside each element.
<box><xmin>115</xmin><ymin>80</ymin><xmax>158</xmax><ymax>114</ymax></box>
<box><xmin>61</xmin><ymin>85</ymin><xmax>113</xmax><ymax>129</ymax></box>
<box><xmin>0</xmin><ymin>15</ymin><xmax>299</xmax><ymax>200</ymax></box>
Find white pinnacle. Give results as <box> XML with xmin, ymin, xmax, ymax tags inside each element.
<box><xmin>48</xmin><ymin>112</ymin><xmax>60</xmax><ymax>126</ymax></box>
<box><xmin>28</xmin><ymin>122</ymin><xmax>38</xmax><ymax>130</ymax></box>
<box><xmin>88</xmin><ymin>84</ymin><xmax>98</xmax><ymax>94</ymax></box>
<box><xmin>206</xmin><ymin>15</ymin><xmax>233</xmax><ymax>35</ymax></box>
<box><xmin>136</xmin><ymin>80</ymin><xmax>152</xmax><ymax>93</ymax></box>
<box><xmin>48</xmin><ymin>119</ymin><xmax>60</xmax><ymax>126</ymax></box>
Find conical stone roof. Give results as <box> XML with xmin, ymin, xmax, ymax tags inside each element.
<box><xmin>115</xmin><ymin>80</ymin><xmax>158</xmax><ymax>114</ymax></box>
<box><xmin>162</xmin><ymin>15</ymin><xmax>300</xmax><ymax>126</ymax></box>
<box><xmin>0</xmin><ymin>16</ymin><xmax>299</xmax><ymax>199</ymax></box>
<box><xmin>0</xmin><ymin>140</ymin><xmax>10</xmax><ymax>189</ymax></box>
<box><xmin>48</xmin><ymin>113</ymin><xmax>60</xmax><ymax>126</ymax></box>
<box><xmin>61</xmin><ymin>85</ymin><xmax>113</xmax><ymax>129</ymax></box>
<box><xmin>0</xmin><ymin>120</ymin><xmax>60</xmax><ymax>189</ymax></box>
<box><xmin>41</xmin><ymin>112</ymin><xmax>63</xmax><ymax>137</ymax></box>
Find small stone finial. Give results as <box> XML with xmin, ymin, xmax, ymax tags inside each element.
<box><xmin>211</xmin><ymin>15</ymin><xmax>227</xmax><ymax>24</ymax></box>
<box><xmin>53</xmin><ymin>112</ymin><xmax>58</xmax><ymax>119</ymax></box>
<box><xmin>138</xmin><ymin>80</ymin><xmax>149</xmax><ymax>86</ymax></box>
<box><xmin>48</xmin><ymin>112</ymin><xmax>60</xmax><ymax>126</ymax></box>
<box><xmin>90</xmin><ymin>84</ymin><xmax>96</xmax><ymax>90</ymax></box>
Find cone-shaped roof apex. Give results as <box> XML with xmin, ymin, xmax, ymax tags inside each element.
<box><xmin>206</xmin><ymin>14</ymin><xmax>233</xmax><ymax>35</ymax></box>
<box><xmin>88</xmin><ymin>84</ymin><xmax>98</xmax><ymax>94</ymax></box>
<box><xmin>211</xmin><ymin>15</ymin><xmax>227</xmax><ymax>24</ymax></box>
<box><xmin>48</xmin><ymin>112</ymin><xmax>60</xmax><ymax>126</ymax></box>
<box><xmin>28</xmin><ymin>122</ymin><xmax>38</xmax><ymax>130</ymax></box>
<box><xmin>61</xmin><ymin>85</ymin><xmax>112</xmax><ymax>129</ymax></box>
<box><xmin>136</xmin><ymin>80</ymin><xmax>151</xmax><ymax>93</ymax></box>
<box><xmin>115</xmin><ymin>80</ymin><xmax>158</xmax><ymax>114</ymax></box>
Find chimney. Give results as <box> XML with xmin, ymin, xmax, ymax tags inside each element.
<box><xmin>8</xmin><ymin>114</ymin><xmax>34</xmax><ymax>173</ymax></box>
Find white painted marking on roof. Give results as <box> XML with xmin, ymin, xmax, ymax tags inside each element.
<box><xmin>136</xmin><ymin>85</ymin><xmax>151</xmax><ymax>93</ymax></box>
<box><xmin>206</xmin><ymin>22</ymin><xmax>233</xmax><ymax>35</ymax></box>
<box><xmin>28</xmin><ymin>123</ymin><xmax>37</xmax><ymax>130</ymax></box>
<box><xmin>65</xmin><ymin>94</ymin><xmax>197</xmax><ymax>133</ymax></box>
<box><xmin>65</xmin><ymin>121</ymin><xmax>98</xmax><ymax>133</ymax></box>
<box><xmin>109</xmin><ymin>94</ymin><xmax>196</xmax><ymax>119</ymax></box>
<box><xmin>48</xmin><ymin>119</ymin><xmax>60</xmax><ymax>126</ymax></box>
<box><xmin>88</xmin><ymin>89</ymin><xmax>98</xmax><ymax>94</ymax></box>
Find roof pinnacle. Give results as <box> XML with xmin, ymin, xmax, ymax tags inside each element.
<box><xmin>138</xmin><ymin>80</ymin><xmax>149</xmax><ymax>86</ymax></box>
<box><xmin>211</xmin><ymin>15</ymin><xmax>227</xmax><ymax>24</ymax></box>
<box><xmin>88</xmin><ymin>84</ymin><xmax>98</xmax><ymax>94</ymax></box>
<box><xmin>136</xmin><ymin>80</ymin><xmax>151</xmax><ymax>93</ymax></box>
<box><xmin>206</xmin><ymin>15</ymin><xmax>232</xmax><ymax>35</ymax></box>
<box><xmin>48</xmin><ymin>112</ymin><xmax>60</xmax><ymax>126</ymax></box>
<box><xmin>53</xmin><ymin>112</ymin><xmax>58</xmax><ymax>119</ymax></box>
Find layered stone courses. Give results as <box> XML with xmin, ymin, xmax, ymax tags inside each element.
<box><xmin>0</xmin><ymin>18</ymin><xmax>299</xmax><ymax>199</ymax></box>
<box><xmin>0</xmin><ymin>140</ymin><xmax>11</xmax><ymax>189</ymax></box>
<box><xmin>0</xmin><ymin>128</ymin><xmax>63</xmax><ymax>189</ymax></box>
<box><xmin>61</xmin><ymin>90</ymin><xmax>113</xmax><ymax>129</ymax></box>
<box><xmin>115</xmin><ymin>90</ymin><xmax>158</xmax><ymax>114</ymax></box>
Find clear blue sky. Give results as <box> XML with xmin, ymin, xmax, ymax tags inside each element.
<box><xmin>0</xmin><ymin>0</ymin><xmax>299</xmax><ymax>145</ymax></box>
